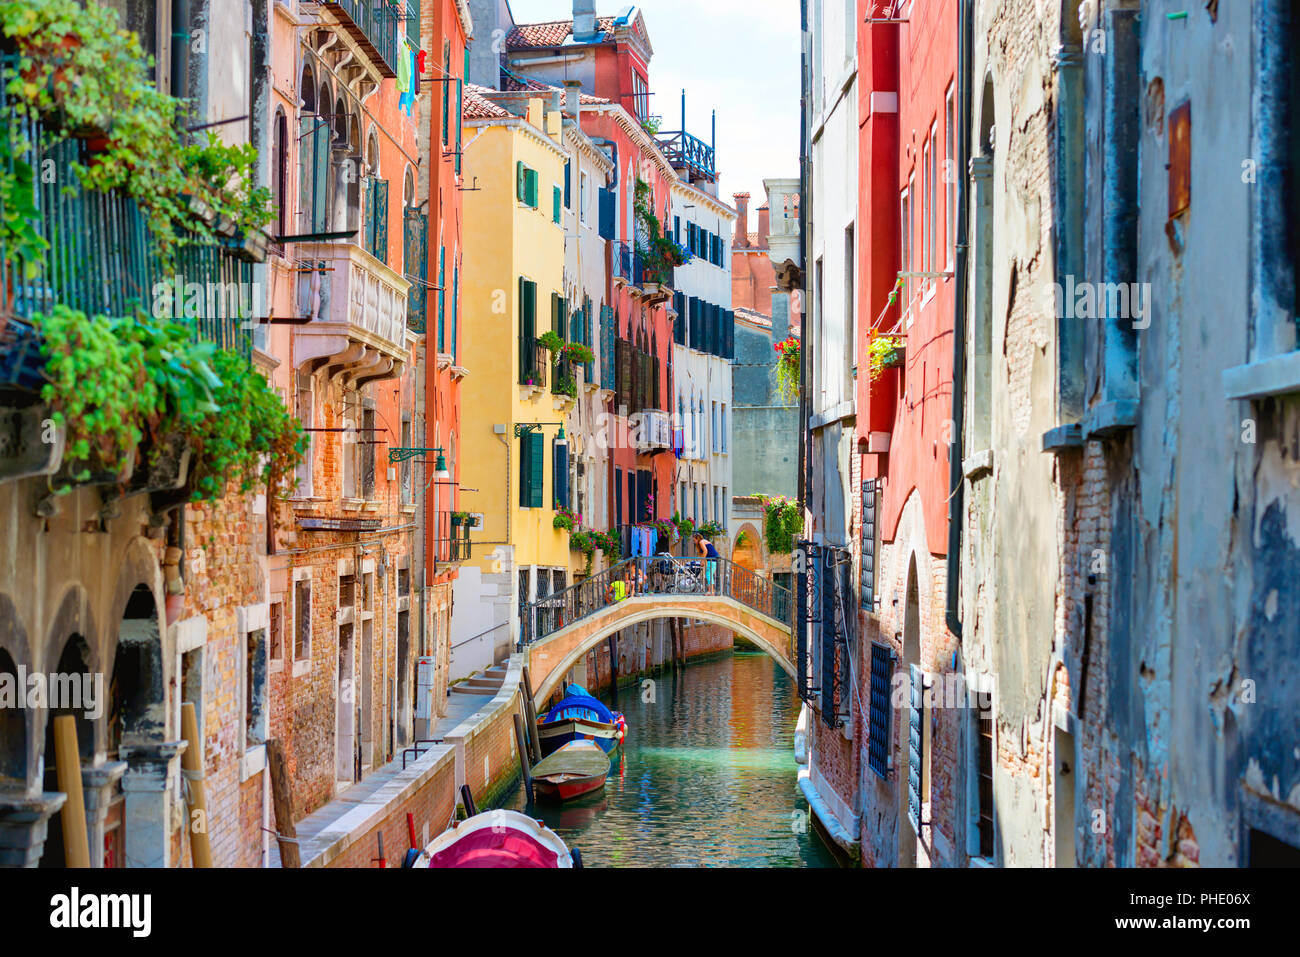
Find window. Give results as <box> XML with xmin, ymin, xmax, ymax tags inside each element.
<box><xmin>553</xmin><ymin>185</ymin><xmax>562</xmax><ymax>225</ymax></box>
<box><xmin>720</xmin><ymin>404</ymin><xmax>727</xmax><ymax>452</ymax></box>
<box><xmin>867</xmin><ymin>644</ymin><xmax>891</xmax><ymax>777</ymax></box>
<box><xmin>900</xmin><ymin>187</ymin><xmax>911</xmax><ymax>317</ymax></box>
<box><xmin>441</xmin><ymin>40</ymin><xmax>451</xmax><ymax>146</ymax></box>
<box><xmin>860</xmin><ymin>480</ymin><xmax>878</xmax><ymax>606</ymax></box>
<box><xmin>295</xmin><ymin>373</ymin><xmax>313</xmax><ymax>497</ymax></box>
<box><xmin>437</xmin><ymin>245</ymin><xmax>446</xmax><ymax>351</ymax></box>
<box><xmin>711</xmin><ymin>401</ymin><xmax>719</xmax><ymax>453</ymax></box>
<box><xmin>516</xmin><ymin>162</ymin><xmax>539</xmax><ymax>208</ymax></box>
<box><xmin>928</xmin><ymin>124</ymin><xmax>939</xmax><ymax>280</ymax></box>
<box><xmin>361</xmin><ymin>406</ymin><xmax>376</xmax><ymax>499</ymax></box>
<box><xmin>518</xmin><ymin>278</ymin><xmax>538</xmax><ymax>384</ymax></box>
<box><xmin>564</xmin><ymin>159</ymin><xmax>572</xmax><ymax>209</ymax></box>
<box><xmin>272</xmin><ymin>110</ymin><xmax>288</xmax><ymax>239</ymax></box>
<box><xmin>976</xmin><ymin>709</ymin><xmax>995</xmax><ymax>858</ymax></box>
<box><xmin>579</xmin><ymin>171</ymin><xmax>589</xmax><ymax>225</ymax></box>
<box><xmin>845</xmin><ymin>224</ymin><xmax>855</xmax><ymax>399</ymax></box>
<box><xmin>631</xmin><ymin>71</ymin><xmax>649</xmax><ymax>120</ymax></box>
<box><xmin>244</xmin><ymin>626</ymin><xmax>266</xmax><ymax>749</ymax></box>
<box><xmin>921</xmin><ymin>140</ymin><xmax>930</xmax><ymax>277</ymax></box>
<box><xmin>294</xmin><ymin>579</ymin><xmax>311</xmax><ymax>660</ymax></box>
<box><xmin>342</xmin><ymin>392</ymin><xmax>359</xmax><ymax>499</ymax></box>
<box><xmin>945</xmin><ymin>86</ymin><xmax>956</xmax><ymax>267</ymax></box>
<box><xmin>553</xmin><ymin>434</ymin><xmax>569</xmax><ymax>509</ymax></box>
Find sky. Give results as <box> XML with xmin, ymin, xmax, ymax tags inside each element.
<box><xmin>502</xmin><ymin>0</ymin><xmax>802</xmax><ymax>233</ymax></box>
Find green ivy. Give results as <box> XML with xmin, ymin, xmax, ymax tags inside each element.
<box><xmin>759</xmin><ymin>495</ymin><xmax>804</xmax><ymax>555</ymax></box>
<box><xmin>0</xmin><ymin>0</ymin><xmax>274</xmax><ymax>268</ymax></box>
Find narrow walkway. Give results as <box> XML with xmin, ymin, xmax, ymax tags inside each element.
<box><xmin>269</xmin><ymin>663</ymin><xmax>509</xmax><ymax>866</ymax></box>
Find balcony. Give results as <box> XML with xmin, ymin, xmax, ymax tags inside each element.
<box><xmin>634</xmin><ymin>409</ymin><xmax>673</xmax><ymax>452</ymax></box>
<box><xmin>317</xmin><ymin>1</ymin><xmax>401</xmax><ymax>78</ymax></box>
<box><xmin>293</xmin><ymin>241</ymin><xmax>413</xmax><ymax>386</ymax></box>
<box><xmin>520</xmin><ymin>341</ymin><xmax>548</xmax><ymax>390</ymax></box>
<box><xmin>613</xmin><ymin>242</ymin><xmax>673</xmax><ymax>305</ymax></box>
<box><xmin>655</xmin><ymin>129</ymin><xmax>717</xmax><ymax>184</ymax></box>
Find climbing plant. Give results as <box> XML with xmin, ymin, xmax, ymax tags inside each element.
<box><xmin>0</xmin><ymin>0</ymin><xmax>274</xmax><ymax>266</ymax></box>
<box><xmin>758</xmin><ymin>495</ymin><xmax>804</xmax><ymax>555</ymax></box>
<box><xmin>633</xmin><ymin>179</ymin><xmax>688</xmax><ymax>283</ymax></box>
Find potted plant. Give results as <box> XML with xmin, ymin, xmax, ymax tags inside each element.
<box><xmin>553</xmin><ymin>506</ymin><xmax>581</xmax><ymax>532</ymax></box>
<box><xmin>869</xmin><ymin>335</ymin><xmax>906</xmax><ymax>380</ymax></box>
<box><xmin>537</xmin><ymin>330</ymin><xmax>565</xmax><ymax>355</ymax></box>
<box><xmin>774</xmin><ymin>335</ymin><xmax>801</xmax><ymax>403</ymax></box>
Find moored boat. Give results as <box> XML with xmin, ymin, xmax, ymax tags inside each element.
<box><xmin>409</xmin><ymin>809</ymin><xmax>581</xmax><ymax>868</ymax></box>
<box><xmin>530</xmin><ymin>740</ymin><xmax>611</xmax><ymax>802</ymax></box>
<box><xmin>538</xmin><ymin>686</ymin><xmax>627</xmax><ymax>756</ymax></box>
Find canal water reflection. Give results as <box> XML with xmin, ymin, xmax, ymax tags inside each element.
<box><xmin>504</xmin><ymin>649</ymin><xmax>837</xmax><ymax>868</ymax></box>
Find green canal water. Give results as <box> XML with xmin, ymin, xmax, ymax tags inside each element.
<box><xmin>503</xmin><ymin>649</ymin><xmax>837</xmax><ymax>868</ymax></box>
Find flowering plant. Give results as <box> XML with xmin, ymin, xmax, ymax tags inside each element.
<box><xmin>554</xmin><ymin>506</ymin><xmax>582</xmax><ymax>532</ymax></box>
<box><xmin>774</xmin><ymin>335</ymin><xmax>800</xmax><ymax>402</ymax></box>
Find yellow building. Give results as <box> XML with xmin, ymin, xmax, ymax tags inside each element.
<box><xmin>450</xmin><ymin>86</ymin><xmax>573</xmax><ymax>677</ymax></box>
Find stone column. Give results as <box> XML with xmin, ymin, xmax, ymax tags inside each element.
<box><xmin>0</xmin><ymin>791</ymin><xmax>67</xmax><ymax>867</ymax></box>
<box><xmin>82</xmin><ymin>760</ymin><xmax>128</xmax><ymax>868</ymax></box>
<box><xmin>119</xmin><ymin>742</ymin><xmax>187</xmax><ymax>868</ymax></box>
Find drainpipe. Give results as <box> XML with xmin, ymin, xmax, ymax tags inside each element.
<box><xmin>944</xmin><ymin>0</ymin><xmax>973</xmax><ymax>640</ymax></box>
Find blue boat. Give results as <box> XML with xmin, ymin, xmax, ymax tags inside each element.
<box><xmin>537</xmin><ymin>686</ymin><xmax>626</xmax><ymax>756</ymax></box>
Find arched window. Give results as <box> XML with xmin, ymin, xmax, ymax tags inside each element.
<box><xmin>272</xmin><ymin>108</ymin><xmax>288</xmax><ymax>238</ymax></box>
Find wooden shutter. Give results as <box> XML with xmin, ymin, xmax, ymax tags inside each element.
<box><xmin>820</xmin><ymin>547</ymin><xmax>837</xmax><ymax>727</ymax></box>
<box><xmin>442</xmin><ymin>41</ymin><xmax>451</xmax><ymax>145</ymax></box>
<box><xmin>598</xmin><ymin>188</ymin><xmax>615</xmax><ymax>239</ymax></box>
<box><xmin>451</xmin><ymin>268</ymin><xmax>459</xmax><ymax>360</ymax></box>
<box><xmin>519</xmin><ymin>278</ymin><xmax>537</xmax><ymax>382</ymax></box>
<box><xmin>861</xmin><ymin>480</ymin><xmax>877</xmax><ymax>606</ymax></box>
<box><xmin>516</xmin><ymin>162</ymin><xmax>527</xmax><ymax>202</ymax></box>
<box><xmin>553</xmin><ymin>439</ymin><xmax>569</xmax><ymax>509</ymax></box>
<box><xmin>553</xmin><ymin>186</ymin><xmax>562</xmax><ymax>224</ymax></box>
<box><xmin>600</xmin><ymin>306</ymin><xmax>615</xmax><ymax>391</ymax></box>
<box><xmin>526</xmin><ymin>168</ymin><xmax>539</xmax><ymax>208</ymax></box>
<box><xmin>867</xmin><ymin>644</ymin><xmax>891</xmax><ymax>778</ymax></box>
<box><xmin>908</xmin><ymin>664</ymin><xmax>925</xmax><ymax>833</ymax></box>
<box><xmin>455</xmin><ymin>78</ymin><xmax>463</xmax><ymax>174</ymax></box>
<box><xmin>617</xmin><ymin>339</ymin><xmax>632</xmax><ymax>411</ymax></box>
<box><xmin>436</xmin><ymin>247</ymin><xmax>446</xmax><ymax>351</ymax></box>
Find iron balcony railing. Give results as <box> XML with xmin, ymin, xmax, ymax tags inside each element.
<box><xmin>655</xmin><ymin>130</ymin><xmax>716</xmax><ymax>181</ymax></box>
<box><xmin>613</xmin><ymin>241</ymin><xmax>671</xmax><ymax>292</ymax></box>
<box><xmin>433</xmin><ymin>511</ymin><xmax>471</xmax><ymax>564</ymax></box>
<box><xmin>523</xmin><ymin>556</ymin><xmax>793</xmax><ymax>655</ymax></box>
<box><xmin>322</xmin><ymin>0</ymin><xmax>402</xmax><ymax>78</ymax></box>
<box><xmin>0</xmin><ymin>80</ymin><xmax>253</xmax><ymax>383</ymax></box>
<box><xmin>520</xmin><ymin>340</ymin><xmax>548</xmax><ymax>389</ymax></box>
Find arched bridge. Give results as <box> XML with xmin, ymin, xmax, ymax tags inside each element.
<box><xmin>523</xmin><ymin>557</ymin><xmax>794</xmax><ymax>706</ymax></box>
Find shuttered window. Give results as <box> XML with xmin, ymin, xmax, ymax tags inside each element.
<box><xmin>867</xmin><ymin>644</ymin><xmax>891</xmax><ymax>778</ymax></box>
<box><xmin>861</xmin><ymin>480</ymin><xmax>878</xmax><ymax>607</ymax></box>
<box><xmin>442</xmin><ymin>41</ymin><xmax>451</xmax><ymax>146</ymax></box>
<box><xmin>518</xmin><ymin>278</ymin><xmax>537</xmax><ymax>384</ymax></box>
<box><xmin>520</xmin><ymin>431</ymin><xmax>544</xmax><ymax>508</ymax></box>
<box><xmin>517</xmin><ymin>162</ymin><xmax>539</xmax><ymax>207</ymax></box>
<box><xmin>436</xmin><ymin>246</ymin><xmax>446</xmax><ymax>352</ymax></box>
<box><xmin>455</xmin><ymin>76</ymin><xmax>463</xmax><ymax>174</ymax></box>
<box><xmin>451</xmin><ymin>267</ymin><xmax>459</xmax><ymax>361</ymax></box>
<box><xmin>551</xmin><ymin>294</ymin><xmax>567</xmax><ymax>338</ymax></box>
<box><xmin>553</xmin><ymin>186</ymin><xmax>562</xmax><ymax>224</ymax></box>
<box><xmin>600</xmin><ymin>306</ymin><xmax>616</xmax><ymax>391</ymax></box>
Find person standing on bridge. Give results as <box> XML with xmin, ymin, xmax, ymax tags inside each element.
<box><xmin>693</xmin><ymin>533</ymin><xmax>720</xmax><ymax>594</ymax></box>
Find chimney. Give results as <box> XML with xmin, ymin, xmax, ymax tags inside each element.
<box><xmin>573</xmin><ymin>0</ymin><xmax>597</xmax><ymax>42</ymax></box>
<box><xmin>733</xmin><ymin>192</ymin><xmax>750</xmax><ymax>248</ymax></box>
<box><xmin>564</xmin><ymin>79</ymin><xmax>583</xmax><ymax>118</ymax></box>
<box><xmin>757</xmin><ymin>203</ymin><xmax>770</xmax><ymax>246</ymax></box>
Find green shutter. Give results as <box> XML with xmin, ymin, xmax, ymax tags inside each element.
<box><xmin>529</xmin><ymin>432</ymin><xmax>545</xmax><ymax>508</ymax></box>
<box><xmin>553</xmin><ymin>186</ymin><xmax>562</xmax><ymax>224</ymax></box>
<box><xmin>437</xmin><ymin>246</ymin><xmax>446</xmax><ymax>352</ymax></box>
<box><xmin>455</xmin><ymin>79</ymin><xmax>463</xmax><ymax>174</ymax></box>
<box><xmin>451</xmin><ymin>268</ymin><xmax>459</xmax><ymax>360</ymax></box>
<box><xmin>442</xmin><ymin>42</ymin><xmax>451</xmax><ymax>146</ymax></box>
<box><xmin>517</xmin><ymin>162</ymin><xmax>527</xmax><ymax>202</ymax></box>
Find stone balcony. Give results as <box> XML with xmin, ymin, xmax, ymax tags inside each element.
<box><xmin>635</xmin><ymin>409</ymin><xmax>673</xmax><ymax>452</ymax></box>
<box><xmin>293</xmin><ymin>241</ymin><xmax>414</xmax><ymax>386</ymax></box>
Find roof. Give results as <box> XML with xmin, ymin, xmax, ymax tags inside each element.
<box><xmin>463</xmin><ymin>83</ymin><xmax>511</xmax><ymax>119</ymax></box>
<box><xmin>506</xmin><ymin>16</ymin><xmax>618</xmax><ymax>49</ymax></box>
<box><xmin>501</xmin><ymin>74</ymin><xmax>610</xmax><ymax>104</ymax></box>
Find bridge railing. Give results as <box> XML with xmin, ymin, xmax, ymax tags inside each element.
<box><xmin>523</xmin><ymin>556</ymin><xmax>794</xmax><ymax>654</ymax></box>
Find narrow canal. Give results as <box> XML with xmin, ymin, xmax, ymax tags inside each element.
<box><xmin>504</xmin><ymin>647</ymin><xmax>837</xmax><ymax>868</ymax></box>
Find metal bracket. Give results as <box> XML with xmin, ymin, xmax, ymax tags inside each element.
<box><xmin>389</xmin><ymin>447</ymin><xmax>443</xmax><ymax>464</ymax></box>
<box><xmin>513</xmin><ymin>423</ymin><xmax>562</xmax><ymax>439</ymax></box>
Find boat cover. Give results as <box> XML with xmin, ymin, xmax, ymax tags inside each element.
<box><xmin>543</xmin><ymin>689</ymin><xmax>614</xmax><ymax>725</ymax></box>
<box><xmin>428</xmin><ymin>828</ymin><xmax>560</xmax><ymax>868</ymax></box>
<box><xmin>530</xmin><ymin>741</ymin><xmax>612</xmax><ymax>780</ymax></box>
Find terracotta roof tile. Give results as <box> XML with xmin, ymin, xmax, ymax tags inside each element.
<box><xmin>501</xmin><ymin>74</ymin><xmax>609</xmax><ymax>104</ymax></box>
<box><xmin>463</xmin><ymin>84</ymin><xmax>511</xmax><ymax>119</ymax></box>
<box><xmin>506</xmin><ymin>16</ymin><xmax>617</xmax><ymax>49</ymax></box>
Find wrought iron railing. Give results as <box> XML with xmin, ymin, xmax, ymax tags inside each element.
<box><xmin>520</xmin><ymin>341</ymin><xmax>548</xmax><ymax>388</ymax></box>
<box><xmin>0</xmin><ymin>73</ymin><xmax>253</xmax><ymax>379</ymax></box>
<box><xmin>655</xmin><ymin>130</ymin><xmax>716</xmax><ymax>181</ymax></box>
<box><xmin>323</xmin><ymin>0</ymin><xmax>402</xmax><ymax>78</ymax></box>
<box><xmin>523</xmin><ymin>556</ymin><xmax>793</xmax><ymax>655</ymax></box>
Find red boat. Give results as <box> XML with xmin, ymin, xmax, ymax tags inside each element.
<box><xmin>411</xmin><ymin>810</ymin><xmax>580</xmax><ymax>868</ymax></box>
<box><xmin>530</xmin><ymin>740</ymin><xmax>610</xmax><ymax>802</ymax></box>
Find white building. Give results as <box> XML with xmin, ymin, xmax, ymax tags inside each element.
<box><xmin>669</xmin><ymin>181</ymin><xmax>737</xmax><ymax>545</ymax></box>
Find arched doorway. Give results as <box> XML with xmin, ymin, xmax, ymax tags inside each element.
<box><xmin>38</xmin><ymin>634</ymin><xmax>95</xmax><ymax>868</ymax></box>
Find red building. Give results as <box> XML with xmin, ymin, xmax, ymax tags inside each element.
<box><xmin>852</xmin><ymin>0</ymin><xmax>962</xmax><ymax>867</ymax></box>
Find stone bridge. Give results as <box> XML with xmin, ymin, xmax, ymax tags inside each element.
<box><xmin>523</xmin><ymin>558</ymin><xmax>794</xmax><ymax>706</ymax></box>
